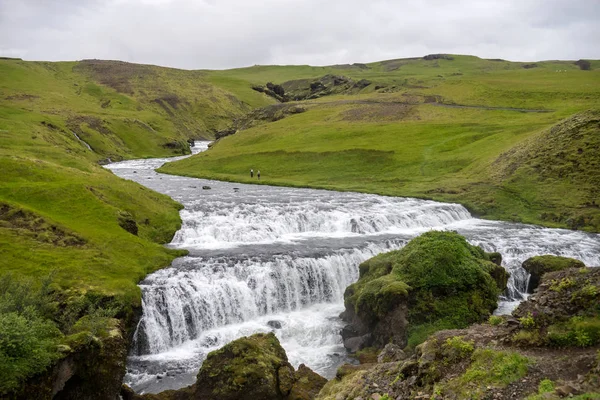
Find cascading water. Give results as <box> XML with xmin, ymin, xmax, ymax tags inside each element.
<box><xmin>106</xmin><ymin>142</ymin><xmax>600</xmax><ymax>394</ymax></box>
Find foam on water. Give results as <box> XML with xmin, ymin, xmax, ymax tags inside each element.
<box><xmin>107</xmin><ymin>142</ymin><xmax>600</xmax><ymax>394</ymax></box>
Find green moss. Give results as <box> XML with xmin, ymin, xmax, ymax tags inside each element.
<box><xmin>347</xmin><ymin>231</ymin><xmax>502</xmax><ymax>348</ymax></box>
<box><xmin>196</xmin><ymin>332</ymin><xmax>294</xmax><ymax>399</ymax></box>
<box><xmin>488</xmin><ymin>315</ymin><xmax>504</xmax><ymax>326</ymax></box>
<box><xmin>354</xmin><ymin>275</ymin><xmax>410</xmax><ymax>318</ymax></box>
<box><xmin>440</xmin><ymin>349</ymin><xmax>531</xmax><ymax>399</ymax></box>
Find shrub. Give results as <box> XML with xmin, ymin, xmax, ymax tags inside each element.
<box><xmin>488</xmin><ymin>315</ymin><xmax>503</xmax><ymax>326</ymax></box>
<box><xmin>443</xmin><ymin>336</ymin><xmax>475</xmax><ymax>361</ymax></box>
<box><xmin>519</xmin><ymin>313</ymin><xmax>536</xmax><ymax>329</ymax></box>
<box><xmin>550</xmin><ymin>277</ymin><xmax>576</xmax><ymax>292</ymax></box>
<box><xmin>547</xmin><ymin>316</ymin><xmax>600</xmax><ymax>347</ymax></box>
<box><xmin>0</xmin><ymin>312</ymin><xmax>62</xmax><ymax>394</ymax></box>
<box><xmin>512</xmin><ymin>330</ymin><xmax>542</xmax><ymax>346</ymax></box>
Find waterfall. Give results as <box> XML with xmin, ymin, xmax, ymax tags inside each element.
<box><xmin>132</xmin><ymin>240</ymin><xmax>406</xmax><ymax>355</ymax></box>
<box><xmin>106</xmin><ymin>144</ymin><xmax>600</xmax><ymax>394</ymax></box>
<box><xmin>172</xmin><ymin>198</ymin><xmax>473</xmax><ymax>249</ymax></box>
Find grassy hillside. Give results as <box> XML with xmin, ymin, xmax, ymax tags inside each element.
<box><xmin>162</xmin><ymin>55</ymin><xmax>600</xmax><ymax>231</ymax></box>
<box><xmin>1</xmin><ymin>54</ymin><xmax>598</xmax><ymax>393</ymax></box>
<box><xmin>0</xmin><ymin>58</ymin><xmax>272</xmax><ymax>394</ymax></box>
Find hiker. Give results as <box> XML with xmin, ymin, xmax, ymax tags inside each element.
<box><xmin>250</xmin><ymin>169</ymin><xmax>254</xmax><ymax>178</ymax></box>
<box><xmin>257</xmin><ymin>170</ymin><xmax>261</xmax><ymax>180</ymax></box>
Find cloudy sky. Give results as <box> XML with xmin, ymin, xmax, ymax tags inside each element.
<box><xmin>1</xmin><ymin>0</ymin><xmax>599</xmax><ymax>70</ymax></box>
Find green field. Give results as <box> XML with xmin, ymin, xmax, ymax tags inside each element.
<box><xmin>162</xmin><ymin>55</ymin><xmax>600</xmax><ymax>231</ymax></box>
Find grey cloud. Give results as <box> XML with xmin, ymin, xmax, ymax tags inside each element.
<box><xmin>0</xmin><ymin>0</ymin><xmax>598</xmax><ymax>68</ymax></box>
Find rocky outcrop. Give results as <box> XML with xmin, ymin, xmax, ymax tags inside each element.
<box><xmin>319</xmin><ymin>266</ymin><xmax>600</xmax><ymax>400</ymax></box>
<box><xmin>253</xmin><ymin>75</ymin><xmax>372</xmax><ymax>102</ymax></box>
<box><xmin>214</xmin><ymin>103</ymin><xmax>307</xmax><ymax>140</ymax></box>
<box><xmin>14</xmin><ymin>318</ymin><xmax>131</xmax><ymax>400</ymax></box>
<box><xmin>126</xmin><ymin>333</ymin><xmax>326</xmax><ymax>400</ymax></box>
<box><xmin>340</xmin><ymin>231</ymin><xmax>507</xmax><ymax>351</ymax></box>
<box><xmin>522</xmin><ymin>255</ymin><xmax>586</xmax><ymax>292</ymax></box>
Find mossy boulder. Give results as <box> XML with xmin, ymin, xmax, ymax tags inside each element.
<box><xmin>523</xmin><ymin>255</ymin><xmax>586</xmax><ymax>292</ymax></box>
<box><xmin>341</xmin><ymin>231</ymin><xmax>506</xmax><ymax>350</ymax></box>
<box><xmin>195</xmin><ymin>333</ymin><xmax>326</xmax><ymax>400</ymax></box>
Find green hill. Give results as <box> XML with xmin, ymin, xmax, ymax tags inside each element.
<box><xmin>0</xmin><ymin>54</ymin><xmax>598</xmax><ymax>394</ymax></box>
<box><xmin>0</xmin><ymin>58</ymin><xmax>270</xmax><ymax>394</ymax></box>
<box><xmin>161</xmin><ymin>55</ymin><xmax>600</xmax><ymax>231</ymax></box>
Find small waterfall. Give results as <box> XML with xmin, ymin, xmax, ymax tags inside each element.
<box><xmin>172</xmin><ymin>200</ymin><xmax>473</xmax><ymax>248</ymax></box>
<box><xmin>72</xmin><ymin>131</ymin><xmax>93</xmax><ymax>151</ymax></box>
<box><xmin>132</xmin><ymin>240</ymin><xmax>406</xmax><ymax>355</ymax></box>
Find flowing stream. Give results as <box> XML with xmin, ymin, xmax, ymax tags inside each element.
<box><xmin>106</xmin><ymin>141</ymin><xmax>600</xmax><ymax>394</ymax></box>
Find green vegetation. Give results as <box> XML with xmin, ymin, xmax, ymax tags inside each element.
<box><xmin>488</xmin><ymin>315</ymin><xmax>504</xmax><ymax>326</ymax></box>
<box><xmin>344</xmin><ymin>231</ymin><xmax>503</xmax><ymax>348</ymax></box>
<box><xmin>519</xmin><ymin>312</ymin><xmax>537</xmax><ymax>329</ymax></box>
<box><xmin>441</xmin><ymin>349</ymin><xmax>531</xmax><ymax>399</ymax></box>
<box><xmin>526</xmin><ymin>379</ymin><xmax>556</xmax><ymax>400</ymax></box>
<box><xmin>442</xmin><ymin>336</ymin><xmax>475</xmax><ymax>362</ymax></box>
<box><xmin>0</xmin><ymin>58</ymin><xmax>271</xmax><ymax>392</ymax></box>
<box><xmin>547</xmin><ymin>316</ymin><xmax>600</xmax><ymax>347</ymax></box>
<box><xmin>160</xmin><ymin>55</ymin><xmax>600</xmax><ymax>232</ymax></box>
<box><xmin>2</xmin><ymin>54</ymin><xmax>599</xmax><ymax>395</ymax></box>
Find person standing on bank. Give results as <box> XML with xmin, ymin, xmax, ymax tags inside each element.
<box><xmin>257</xmin><ymin>170</ymin><xmax>261</xmax><ymax>180</ymax></box>
<box><xmin>250</xmin><ymin>169</ymin><xmax>254</xmax><ymax>178</ymax></box>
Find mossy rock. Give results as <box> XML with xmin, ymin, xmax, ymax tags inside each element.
<box><xmin>195</xmin><ymin>332</ymin><xmax>295</xmax><ymax>400</ymax></box>
<box><xmin>342</xmin><ymin>231</ymin><xmax>504</xmax><ymax>348</ymax></box>
<box><xmin>288</xmin><ymin>364</ymin><xmax>327</xmax><ymax>400</ymax></box>
<box><xmin>523</xmin><ymin>255</ymin><xmax>586</xmax><ymax>292</ymax></box>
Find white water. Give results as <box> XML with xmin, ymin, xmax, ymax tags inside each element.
<box><xmin>106</xmin><ymin>141</ymin><xmax>600</xmax><ymax>394</ymax></box>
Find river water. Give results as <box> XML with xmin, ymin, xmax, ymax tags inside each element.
<box><xmin>106</xmin><ymin>142</ymin><xmax>600</xmax><ymax>394</ymax></box>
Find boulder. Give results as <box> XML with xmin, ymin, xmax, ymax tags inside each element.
<box><xmin>267</xmin><ymin>320</ymin><xmax>283</xmax><ymax>329</ymax></box>
<box><xmin>376</xmin><ymin>343</ymin><xmax>406</xmax><ymax>363</ymax></box>
<box><xmin>522</xmin><ymin>255</ymin><xmax>585</xmax><ymax>292</ymax></box>
<box><xmin>341</xmin><ymin>231</ymin><xmax>505</xmax><ymax>349</ymax></box>
<box><xmin>195</xmin><ymin>332</ymin><xmax>293</xmax><ymax>400</ymax></box>
<box><xmin>288</xmin><ymin>364</ymin><xmax>327</xmax><ymax>400</ymax></box>
<box><xmin>194</xmin><ymin>333</ymin><xmax>326</xmax><ymax>400</ymax></box>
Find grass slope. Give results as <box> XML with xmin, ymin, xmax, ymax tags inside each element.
<box><xmin>162</xmin><ymin>55</ymin><xmax>600</xmax><ymax>231</ymax></box>
<box><xmin>0</xmin><ymin>58</ymin><xmax>270</xmax><ymax>392</ymax></box>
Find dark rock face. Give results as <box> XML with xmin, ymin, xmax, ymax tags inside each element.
<box><xmin>522</xmin><ymin>63</ymin><xmax>538</xmax><ymax>69</ymax></box>
<box><xmin>376</xmin><ymin>343</ymin><xmax>406</xmax><ymax>363</ymax></box>
<box><xmin>522</xmin><ymin>255</ymin><xmax>586</xmax><ymax>293</ymax></box>
<box><xmin>514</xmin><ymin>266</ymin><xmax>599</xmax><ymax>323</ymax></box>
<box><xmin>423</xmin><ymin>54</ymin><xmax>454</xmax><ymax>61</ymax></box>
<box><xmin>16</xmin><ymin>320</ymin><xmax>130</xmax><ymax>400</ymax></box>
<box><xmin>575</xmin><ymin>59</ymin><xmax>591</xmax><ymax>71</ymax></box>
<box><xmin>118</xmin><ymin>211</ymin><xmax>139</xmax><ymax>236</ymax></box>
<box><xmin>287</xmin><ymin>364</ymin><xmax>327</xmax><ymax>400</ymax></box>
<box><xmin>340</xmin><ymin>231</ymin><xmax>505</xmax><ymax>350</ymax></box>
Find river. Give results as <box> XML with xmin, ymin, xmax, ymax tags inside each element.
<box><xmin>106</xmin><ymin>141</ymin><xmax>600</xmax><ymax>394</ymax></box>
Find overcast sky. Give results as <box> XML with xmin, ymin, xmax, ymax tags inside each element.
<box><xmin>1</xmin><ymin>0</ymin><xmax>599</xmax><ymax>70</ymax></box>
